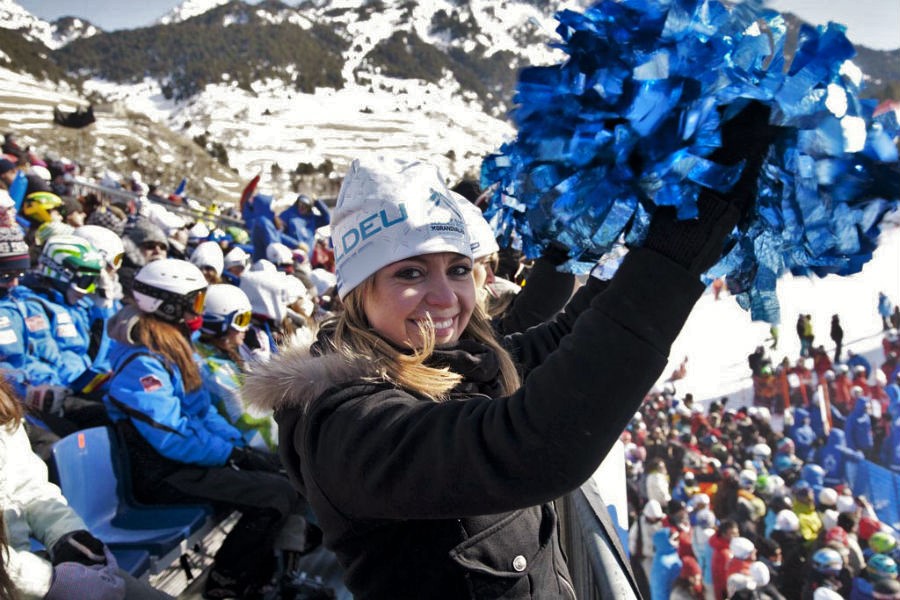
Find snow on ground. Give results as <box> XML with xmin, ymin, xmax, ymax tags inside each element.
<box><xmin>663</xmin><ymin>219</ymin><xmax>900</xmax><ymax>409</ymax></box>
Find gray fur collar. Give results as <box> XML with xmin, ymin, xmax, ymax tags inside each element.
<box><xmin>242</xmin><ymin>342</ymin><xmax>379</xmax><ymax>411</ymax></box>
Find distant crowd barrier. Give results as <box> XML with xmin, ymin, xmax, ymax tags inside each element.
<box><xmin>852</xmin><ymin>459</ymin><xmax>900</xmax><ymax>532</ymax></box>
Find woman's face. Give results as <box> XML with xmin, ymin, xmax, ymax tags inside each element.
<box><xmin>472</xmin><ymin>253</ymin><xmax>497</xmax><ymax>300</ymax></box>
<box><xmin>364</xmin><ymin>252</ymin><xmax>475</xmax><ymax>349</ymax></box>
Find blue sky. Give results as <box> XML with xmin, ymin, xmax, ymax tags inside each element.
<box><xmin>17</xmin><ymin>0</ymin><xmax>900</xmax><ymax>50</ymax></box>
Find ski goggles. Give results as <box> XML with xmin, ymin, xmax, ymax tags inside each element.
<box><xmin>109</xmin><ymin>252</ymin><xmax>124</xmax><ymax>270</ymax></box>
<box><xmin>72</xmin><ymin>271</ymin><xmax>100</xmax><ymax>294</ymax></box>
<box><xmin>187</xmin><ymin>289</ymin><xmax>207</xmax><ymax>315</ymax></box>
<box><xmin>229</xmin><ymin>309</ymin><xmax>252</xmax><ymax>332</ymax></box>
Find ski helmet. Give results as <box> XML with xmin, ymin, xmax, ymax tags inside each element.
<box><xmin>38</xmin><ymin>234</ymin><xmax>103</xmax><ymax>294</ymax></box>
<box><xmin>869</xmin><ymin>554</ymin><xmax>899</xmax><ymax>581</ymax></box>
<box><xmin>201</xmin><ymin>284</ymin><xmax>252</xmax><ymax>336</ymax></box>
<box><xmin>74</xmin><ymin>225</ymin><xmax>125</xmax><ymax>270</ymax></box>
<box><xmin>132</xmin><ymin>259</ymin><xmax>207</xmax><ymax>323</ymax></box>
<box><xmin>871</xmin><ymin>533</ymin><xmax>899</xmax><ymax>556</ymax></box>
<box><xmin>811</xmin><ymin>548</ymin><xmax>843</xmax><ymax>576</ymax></box>
<box><xmin>22</xmin><ymin>191</ymin><xmax>63</xmax><ymax>224</ymax></box>
<box><xmin>35</xmin><ymin>222</ymin><xmax>74</xmax><ymax>246</ymax></box>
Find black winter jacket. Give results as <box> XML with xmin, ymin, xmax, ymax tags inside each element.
<box><xmin>244</xmin><ymin>248</ymin><xmax>704</xmax><ymax>599</ymax></box>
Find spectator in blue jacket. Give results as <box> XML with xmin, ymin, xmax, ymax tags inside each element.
<box><xmin>248</xmin><ymin>194</ymin><xmax>299</xmax><ymax>262</ymax></box>
<box><xmin>104</xmin><ymin>259</ymin><xmax>307</xmax><ymax>599</ymax></box>
<box><xmin>844</xmin><ymin>394</ymin><xmax>874</xmax><ymax>457</ymax></box>
<box><xmin>847</xmin><ymin>350</ymin><xmax>872</xmax><ymax>379</ymax></box>
<box><xmin>816</xmin><ymin>429</ymin><xmax>864</xmax><ymax>488</ymax></box>
<box><xmin>279</xmin><ymin>194</ymin><xmax>330</xmax><ymax>253</ymax></box>
<box><xmin>20</xmin><ymin>235</ymin><xmax>111</xmax><ymax>396</ymax></box>
<box><xmin>650</xmin><ymin>527</ymin><xmax>682</xmax><ymax>600</ymax></box>
<box><xmin>789</xmin><ymin>407</ymin><xmax>817</xmax><ymax>463</ymax></box>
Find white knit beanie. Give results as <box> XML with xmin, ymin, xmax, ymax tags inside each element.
<box><xmin>453</xmin><ymin>193</ymin><xmax>499</xmax><ymax>260</ymax></box>
<box><xmin>331</xmin><ymin>158</ymin><xmax>471</xmax><ymax>299</ymax></box>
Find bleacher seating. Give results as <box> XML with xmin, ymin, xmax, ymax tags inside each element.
<box><xmin>52</xmin><ymin>427</ymin><xmax>214</xmax><ymax>573</ymax></box>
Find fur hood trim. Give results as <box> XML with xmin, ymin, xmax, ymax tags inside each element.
<box><xmin>242</xmin><ymin>342</ymin><xmax>378</xmax><ymax>411</ymax></box>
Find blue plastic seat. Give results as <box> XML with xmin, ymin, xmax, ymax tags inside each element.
<box><xmin>52</xmin><ymin>427</ymin><xmax>208</xmax><ymax>558</ymax></box>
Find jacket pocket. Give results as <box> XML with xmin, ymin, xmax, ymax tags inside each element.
<box><xmin>449</xmin><ymin>504</ymin><xmax>569</xmax><ymax>599</ymax></box>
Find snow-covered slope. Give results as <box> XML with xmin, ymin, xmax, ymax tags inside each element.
<box><xmin>663</xmin><ymin>219</ymin><xmax>900</xmax><ymax>408</ymax></box>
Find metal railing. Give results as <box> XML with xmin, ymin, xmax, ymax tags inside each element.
<box><xmin>558</xmin><ymin>480</ymin><xmax>642</xmax><ymax>599</ymax></box>
<box><xmin>71</xmin><ymin>179</ymin><xmax>246</xmax><ymax>229</ymax></box>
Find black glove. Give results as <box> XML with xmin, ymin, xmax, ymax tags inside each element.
<box><xmin>51</xmin><ymin>530</ymin><xmax>108</xmax><ymax>567</ymax></box>
<box><xmin>540</xmin><ymin>240</ymin><xmax>571</xmax><ymax>267</ymax></box>
<box><xmin>643</xmin><ymin>101</ymin><xmax>778</xmax><ymax>276</ymax></box>
<box><xmin>228</xmin><ymin>446</ymin><xmax>283</xmax><ymax>473</ymax></box>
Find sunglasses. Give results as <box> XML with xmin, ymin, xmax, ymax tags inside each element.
<box><xmin>140</xmin><ymin>241</ymin><xmax>167</xmax><ymax>252</ymax></box>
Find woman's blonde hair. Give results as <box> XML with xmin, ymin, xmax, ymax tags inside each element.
<box><xmin>332</xmin><ymin>278</ymin><xmax>520</xmax><ymax>400</ymax></box>
<box><xmin>134</xmin><ymin>314</ymin><xmax>203</xmax><ymax>391</ymax></box>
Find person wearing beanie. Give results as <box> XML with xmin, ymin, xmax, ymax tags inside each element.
<box><xmin>671</xmin><ymin>555</ymin><xmax>705</xmax><ymax>600</ymax></box>
<box><xmin>691</xmin><ymin>508</ymin><xmax>717</xmax><ymax>594</ymax></box>
<box><xmin>243</xmin><ymin>103</ymin><xmax>775</xmax><ymax>600</ymax></box>
<box><xmin>190</xmin><ymin>240</ymin><xmax>225</xmax><ymax>284</ymax></box>
<box><xmin>651</xmin><ymin>528</ymin><xmax>683</xmax><ymax>600</ymax></box>
<box><xmin>456</xmin><ymin>195</ymin><xmax>577</xmax><ymax>335</ymax></box>
<box><xmin>771</xmin><ymin>509</ymin><xmax>808</xmax><ymax>600</ymax></box>
<box><xmin>726</xmin><ymin>537</ymin><xmax>757</xmax><ymax>581</ymax></box>
<box><xmin>631</xmin><ymin>498</ymin><xmax>666</xmax><ymax>593</ymax></box>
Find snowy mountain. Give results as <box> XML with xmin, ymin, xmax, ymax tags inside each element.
<box><xmin>0</xmin><ymin>0</ymin><xmax>897</xmax><ymax>202</ymax></box>
<box><xmin>157</xmin><ymin>0</ymin><xmax>232</xmax><ymax>25</ymax></box>
<box><xmin>0</xmin><ymin>0</ymin><xmax>98</xmax><ymax>49</ymax></box>
<box><xmin>42</xmin><ymin>0</ymin><xmax>582</xmax><ymax>196</ymax></box>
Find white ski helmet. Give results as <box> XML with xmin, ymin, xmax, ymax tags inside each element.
<box><xmin>201</xmin><ymin>283</ymin><xmax>252</xmax><ymax>336</ymax></box>
<box><xmin>266</xmin><ymin>242</ymin><xmax>293</xmax><ymax>269</ymax></box>
<box><xmin>223</xmin><ymin>247</ymin><xmax>249</xmax><ymax>271</ymax></box>
<box><xmin>240</xmin><ymin>269</ymin><xmax>291</xmax><ymax>323</ymax></box>
<box><xmin>132</xmin><ymin>258</ymin><xmax>207</xmax><ymax>322</ymax></box>
<box><xmin>190</xmin><ymin>241</ymin><xmax>224</xmax><ymax>275</ymax></box>
<box><xmin>74</xmin><ymin>224</ymin><xmax>125</xmax><ymax>270</ymax></box>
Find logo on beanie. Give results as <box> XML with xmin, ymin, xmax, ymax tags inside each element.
<box><xmin>335</xmin><ymin>203</ymin><xmax>408</xmax><ymax>261</ymax></box>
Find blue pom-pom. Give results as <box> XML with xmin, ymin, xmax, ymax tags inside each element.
<box><xmin>481</xmin><ymin>0</ymin><xmax>900</xmax><ymax>323</ymax></box>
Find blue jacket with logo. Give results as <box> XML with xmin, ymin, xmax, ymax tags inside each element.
<box><xmin>844</xmin><ymin>398</ymin><xmax>874</xmax><ymax>453</ymax></box>
<box><xmin>0</xmin><ymin>286</ymin><xmax>65</xmax><ymax>397</ymax></box>
<box><xmin>816</xmin><ymin>429</ymin><xmax>863</xmax><ymax>487</ymax></box>
<box><xmin>18</xmin><ymin>278</ymin><xmax>114</xmax><ymax>393</ymax></box>
<box><xmin>789</xmin><ymin>408</ymin><xmax>817</xmax><ymax>462</ymax></box>
<box><xmin>105</xmin><ymin>341</ymin><xmax>244</xmax><ymax>467</ymax></box>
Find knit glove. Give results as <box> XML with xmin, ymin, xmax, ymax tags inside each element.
<box><xmin>50</xmin><ymin>530</ymin><xmax>107</xmax><ymax>567</ymax></box>
<box><xmin>643</xmin><ymin>101</ymin><xmax>777</xmax><ymax>276</ymax></box>
<box><xmin>44</xmin><ymin>548</ymin><xmax>124</xmax><ymax>600</ymax></box>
